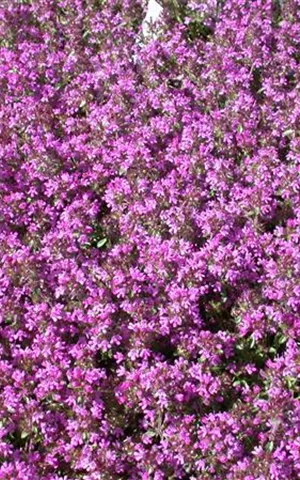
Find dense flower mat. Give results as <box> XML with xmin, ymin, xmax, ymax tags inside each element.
<box><xmin>0</xmin><ymin>1</ymin><xmax>299</xmax><ymax>479</ymax></box>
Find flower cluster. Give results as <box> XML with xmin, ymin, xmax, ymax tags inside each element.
<box><xmin>0</xmin><ymin>0</ymin><xmax>299</xmax><ymax>479</ymax></box>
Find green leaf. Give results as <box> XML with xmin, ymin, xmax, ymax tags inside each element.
<box><xmin>266</xmin><ymin>441</ymin><xmax>274</xmax><ymax>452</ymax></box>
<box><xmin>283</xmin><ymin>129</ymin><xmax>293</xmax><ymax>137</ymax></box>
<box><xmin>82</xmin><ymin>30</ymin><xmax>90</xmax><ymax>40</ymax></box>
<box><xmin>278</xmin><ymin>334</ymin><xmax>287</xmax><ymax>345</ymax></box>
<box><xmin>285</xmin><ymin>376</ymin><xmax>296</xmax><ymax>390</ymax></box>
<box><xmin>97</xmin><ymin>238</ymin><xmax>107</xmax><ymax>248</ymax></box>
<box><xmin>21</xmin><ymin>431</ymin><xmax>30</xmax><ymax>439</ymax></box>
<box><xmin>145</xmin><ymin>430</ymin><xmax>156</xmax><ymax>438</ymax></box>
<box><xmin>233</xmin><ymin>379</ymin><xmax>248</xmax><ymax>388</ymax></box>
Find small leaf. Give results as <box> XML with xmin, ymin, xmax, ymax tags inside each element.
<box><xmin>82</xmin><ymin>30</ymin><xmax>90</xmax><ymax>40</ymax></box>
<box><xmin>21</xmin><ymin>431</ymin><xmax>30</xmax><ymax>439</ymax></box>
<box><xmin>266</xmin><ymin>441</ymin><xmax>274</xmax><ymax>452</ymax></box>
<box><xmin>285</xmin><ymin>376</ymin><xmax>296</xmax><ymax>390</ymax></box>
<box><xmin>97</xmin><ymin>238</ymin><xmax>107</xmax><ymax>248</ymax></box>
<box><xmin>233</xmin><ymin>380</ymin><xmax>241</xmax><ymax>387</ymax></box>
<box><xmin>283</xmin><ymin>129</ymin><xmax>293</xmax><ymax>137</ymax></box>
<box><xmin>278</xmin><ymin>334</ymin><xmax>287</xmax><ymax>345</ymax></box>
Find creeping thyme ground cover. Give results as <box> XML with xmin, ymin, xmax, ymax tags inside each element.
<box><xmin>0</xmin><ymin>0</ymin><xmax>299</xmax><ymax>479</ymax></box>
